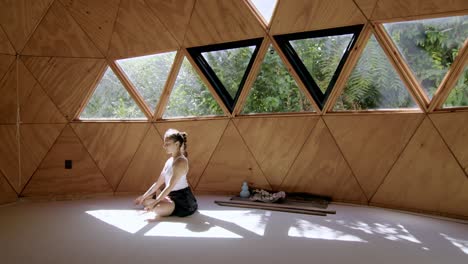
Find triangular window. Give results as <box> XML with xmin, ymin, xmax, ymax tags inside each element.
<box><xmin>250</xmin><ymin>0</ymin><xmax>278</xmax><ymax>24</ymax></box>
<box><xmin>443</xmin><ymin>65</ymin><xmax>468</xmax><ymax>108</ymax></box>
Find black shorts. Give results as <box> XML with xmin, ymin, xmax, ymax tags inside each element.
<box><xmin>167</xmin><ymin>187</ymin><xmax>198</xmax><ymax>217</ymax></box>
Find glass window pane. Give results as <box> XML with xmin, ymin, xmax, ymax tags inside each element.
<box><xmin>443</xmin><ymin>65</ymin><xmax>468</xmax><ymax>108</ymax></box>
<box><xmin>163</xmin><ymin>58</ymin><xmax>224</xmax><ymax>118</ymax></box>
<box><xmin>384</xmin><ymin>15</ymin><xmax>468</xmax><ymax>99</ymax></box>
<box><xmin>116</xmin><ymin>51</ymin><xmax>176</xmax><ymax>111</ymax></box>
<box><xmin>333</xmin><ymin>35</ymin><xmax>418</xmax><ymax>111</ymax></box>
<box><xmin>80</xmin><ymin>67</ymin><xmax>146</xmax><ymax>120</ymax></box>
<box><xmin>290</xmin><ymin>34</ymin><xmax>353</xmax><ymax>93</ymax></box>
<box><xmin>202</xmin><ymin>46</ymin><xmax>256</xmax><ymax>99</ymax></box>
<box><xmin>242</xmin><ymin>46</ymin><xmax>315</xmax><ymax>114</ymax></box>
<box><xmin>250</xmin><ymin>0</ymin><xmax>277</xmax><ymax>23</ymax></box>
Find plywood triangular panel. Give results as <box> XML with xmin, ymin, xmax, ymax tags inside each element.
<box><xmin>0</xmin><ymin>125</ymin><xmax>19</xmax><ymax>191</ymax></box>
<box><xmin>0</xmin><ymin>61</ymin><xmax>17</xmax><ymax>124</ymax></box>
<box><xmin>18</xmin><ymin>60</ymin><xmax>67</xmax><ymax>123</ymax></box>
<box><xmin>155</xmin><ymin>119</ymin><xmax>229</xmax><ymax>188</ymax></box>
<box><xmin>71</xmin><ymin>123</ymin><xmax>149</xmax><ymax>190</ymax></box>
<box><xmin>22</xmin><ymin>0</ymin><xmax>102</xmax><ymax>57</ymax></box>
<box><xmin>184</xmin><ymin>0</ymin><xmax>265</xmax><ymax>47</ymax></box>
<box><xmin>371</xmin><ymin>0</ymin><xmax>468</xmax><ymax>20</ymax></box>
<box><xmin>0</xmin><ymin>172</ymin><xmax>17</xmax><ymax>204</ymax></box>
<box><xmin>19</xmin><ymin>124</ymin><xmax>65</xmax><ymax>193</ymax></box>
<box><xmin>353</xmin><ymin>0</ymin><xmax>378</xmax><ymax>19</ymax></box>
<box><xmin>324</xmin><ymin>114</ymin><xmax>424</xmax><ymax>198</ymax></box>
<box><xmin>430</xmin><ymin>112</ymin><xmax>468</xmax><ymax>176</ymax></box>
<box><xmin>22</xmin><ymin>56</ymin><xmax>105</xmax><ymax>120</ymax></box>
<box><xmin>197</xmin><ymin>121</ymin><xmax>271</xmax><ymax>192</ymax></box>
<box><xmin>0</xmin><ymin>26</ymin><xmax>15</xmax><ymax>54</ymax></box>
<box><xmin>108</xmin><ymin>0</ymin><xmax>179</xmax><ymax>59</ymax></box>
<box><xmin>270</xmin><ymin>0</ymin><xmax>366</xmax><ymax>35</ymax></box>
<box><xmin>145</xmin><ymin>0</ymin><xmax>195</xmax><ymax>45</ymax></box>
<box><xmin>0</xmin><ymin>55</ymin><xmax>15</xmax><ymax>83</ymax></box>
<box><xmin>60</xmin><ymin>0</ymin><xmax>120</xmax><ymax>56</ymax></box>
<box><xmin>22</xmin><ymin>125</ymin><xmax>113</xmax><ymax>197</ymax></box>
<box><xmin>282</xmin><ymin>119</ymin><xmax>367</xmax><ymax>203</ymax></box>
<box><xmin>372</xmin><ymin>118</ymin><xmax>468</xmax><ymax>218</ymax></box>
<box><xmin>0</xmin><ymin>0</ymin><xmax>52</xmax><ymax>52</ymax></box>
<box><xmin>116</xmin><ymin>125</ymin><xmax>167</xmax><ymax>192</ymax></box>
<box><xmin>233</xmin><ymin>116</ymin><xmax>319</xmax><ymax>190</ymax></box>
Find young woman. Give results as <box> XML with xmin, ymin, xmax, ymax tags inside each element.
<box><xmin>134</xmin><ymin>129</ymin><xmax>198</xmax><ymax>219</ymax></box>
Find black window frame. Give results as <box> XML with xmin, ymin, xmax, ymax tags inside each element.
<box><xmin>187</xmin><ymin>38</ymin><xmax>263</xmax><ymax>113</ymax></box>
<box><xmin>274</xmin><ymin>25</ymin><xmax>364</xmax><ymax>110</ymax></box>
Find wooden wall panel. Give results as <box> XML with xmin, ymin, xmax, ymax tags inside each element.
<box><xmin>0</xmin><ymin>61</ymin><xmax>17</xmax><ymax>124</ymax></box>
<box><xmin>155</xmin><ymin>120</ymin><xmax>229</xmax><ymax>188</ymax></box>
<box><xmin>354</xmin><ymin>0</ymin><xmax>378</xmax><ymax>19</ymax></box>
<box><xmin>0</xmin><ymin>26</ymin><xmax>15</xmax><ymax>54</ymax></box>
<box><xmin>60</xmin><ymin>0</ymin><xmax>120</xmax><ymax>56</ymax></box>
<box><xmin>430</xmin><ymin>112</ymin><xmax>468</xmax><ymax>176</ymax></box>
<box><xmin>22</xmin><ymin>0</ymin><xmax>102</xmax><ymax>57</ymax></box>
<box><xmin>184</xmin><ymin>0</ymin><xmax>265</xmax><ymax>47</ymax></box>
<box><xmin>0</xmin><ymin>172</ymin><xmax>17</xmax><ymax>204</ymax></box>
<box><xmin>270</xmin><ymin>0</ymin><xmax>366</xmax><ymax>35</ymax></box>
<box><xmin>0</xmin><ymin>55</ymin><xmax>15</xmax><ymax>81</ymax></box>
<box><xmin>19</xmin><ymin>124</ymin><xmax>65</xmax><ymax>193</ymax></box>
<box><xmin>71</xmin><ymin>123</ymin><xmax>149</xmax><ymax>190</ymax></box>
<box><xmin>18</xmin><ymin>60</ymin><xmax>67</xmax><ymax>123</ymax></box>
<box><xmin>371</xmin><ymin>118</ymin><xmax>468</xmax><ymax>218</ymax></box>
<box><xmin>281</xmin><ymin>119</ymin><xmax>367</xmax><ymax>203</ymax></box>
<box><xmin>324</xmin><ymin>114</ymin><xmax>425</xmax><ymax>198</ymax></box>
<box><xmin>116</xmin><ymin>125</ymin><xmax>167</xmax><ymax>193</ymax></box>
<box><xmin>0</xmin><ymin>0</ymin><xmax>52</xmax><ymax>52</ymax></box>
<box><xmin>145</xmin><ymin>0</ymin><xmax>195</xmax><ymax>45</ymax></box>
<box><xmin>233</xmin><ymin>116</ymin><xmax>319</xmax><ymax>190</ymax></box>
<box><xmin>22</xmin><ymin>125</ymin><xmax>113</xmax><ymax>197</ymax></box>
<box><xmin>371</xmin><ymin>0</ymin><xmax>468</xmax><ymax>20</ymax></box>
<box><xmin>22</xmin><ymin>56</ymin><xmax>106</xmax><ymax>121</ymax></box>
<box><xmin>108</xmin><ymin>0</ymin><xmax>179</xmax><ymax>59</ymax></box>
<box><xmin>0</xmin><ymin>125</ymin><xmax>19</xmax><ymax>191</ymax></box>
<box><xmin>196</xmin><ymin>121</ymin><xmax>271</xmax><ymax>192</ymax></box>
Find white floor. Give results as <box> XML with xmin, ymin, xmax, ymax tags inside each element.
<box><xmin>0</xmin><ymin>195</ymin><xmax>467</xmax><ymax>264</ymax></box>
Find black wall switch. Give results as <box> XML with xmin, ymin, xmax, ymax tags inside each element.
<box><xmin>65</xmin><ymin>160</ymin><xmax>72</xmax><ymax>169</ymax></box>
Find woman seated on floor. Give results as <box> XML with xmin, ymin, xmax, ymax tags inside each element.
<box><xmin>134</xmin><ymin>129</ymin><xmax>198</xmax><ymax>220</ymax></box>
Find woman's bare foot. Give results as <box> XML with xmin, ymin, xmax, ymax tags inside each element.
<box><xmin>145</xmin><ymin>215</ymin><xmax>163</xmax><ymax>222</ymax></box>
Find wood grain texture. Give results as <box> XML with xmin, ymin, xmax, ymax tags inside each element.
<box><xmin>19</xmin><ymin>124</ymin><xmax>65</xmax><ymax>193</ymax></box>
<box><xmin>71</xmin><ymin>123</ymin><xmax>149</xmax><ymax>190</ymax></box>
<box><xmin>0</xmin><ymin>125</ymin><xmax>19</xmax><ymax>191</ymax></box>
<box><xmin>60</xmin><ymin>0</ymin><xmax>120</xmax><ymax>55</ymax></box>
<box><xmin>18</xmin><ymin>60</ymin><xmax>67</xmax><ymax>123</ymax></box>
<box><xmin>0</xmin><ymin>54</ymin><xmax>15</xmax><ymax>80</ymax></box>
<box><xmin>22</xmin><ymin>125</ymin><xmax>113</xmax><ymax>197</ymax></box>
<box><xmin>0</xmin><ymin>171</ymin><xmax>17</xmax><ymax>204</ymax></box>
<box><xmin>0</xmin><ymin>0</ymin><xmax>52</xmax><ymax>52</ymax></box>
<box><xmin>324</xmin><ymin>114</ymin><xmax>425</xmax><ymax>198</ymax></box>
<box><xmin>281</xmin><ymin>118</ymin><xmax>367</xmax><ymax>203</ymax></box>
<box><xmin>22</xmin><ymin>0</ymin><xmax>102</xmax><ymax>57</ymax></box>
<box><xmin>0</xmin><ymin>26</ymin><xmax>15</xmax><ymax>54</ymax></box>
<box><xmin>145</xmin><ymin>0</ymin><xmax>195</xmax><ymax>45</ymax></box>
<box><xmin>371</xmin><ymin>117</ymin><xmax>468</xmax><ymax>217</ymax></box>
<box><xmin>233</xmin><ymin>116</ymin><xmax>319</xmax><ymax>190</ymax></box>
<box><xmin>155</xmin><ymin>119</ymin><xmax>229</xmax><ymax>188</ymax></box>
<box><xmin>0</xmin><ymin>61</ymin><xmax>17</xmax><ymax>124</ymax></box>
<box><xmin>184</xmin><ymin>0</ymin><xmax>265</xmax><ymax>47</ymax></box>
<box><xmin>196</xmin><ymin>121</ymin><xmax>272</xmax><ymax>192</ymax></box>
<box><xmin>270</xmin><ymin>0</ymin><xmax>366</xmax><ymax>35</ymax></box>
<box><xmin>108</xmin><ymin>0</ymin><xmax>179</xmax><ymax>59</ymax></box>
<box><xmin>430</xmin><ymin>112</ymin><xmax>468</xmax><ymax>176</ymax></box>
<box><xmin>22</xmin><ymin>56</ymin><xmax>106</xmax><ymax>121</ymax></box>
<box><xmin>371</xmin><ymin>0</ymin><xmax>468</xmax><ymax>20</ymax></box>
<box><xmin>353</xmin><ymin>0</ymin><xmax>378</xmax><ymax>19</ymax></box>
<box><xmin>116</xmin><ymin>125</ymin><xmax>167</xmax><ymax>192</ymax></box>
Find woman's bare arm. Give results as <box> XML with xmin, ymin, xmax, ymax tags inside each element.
<box><xmin>134</xmin><ymin>172</ymin><xmax>165</xmax><ymax>205</ymax></box>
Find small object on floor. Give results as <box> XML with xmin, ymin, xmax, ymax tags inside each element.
<box><xmin>215</xmin><ymin>200</ymin><xmax>335</xmax><ymax>215</ymax></box>
<box><xmin>214</xmin><ymin>201</ymin><xmax>327</xmax><ymax>216</ymax></box>
<box><xmin>249</xmin><ymin>189</ymin><xmax>286</xmax><ymax>203</ymax></box>
<box><xmin>240</xmin><ymin>181</ymin><xmax>250</xmax><ymax>198</ymax></box>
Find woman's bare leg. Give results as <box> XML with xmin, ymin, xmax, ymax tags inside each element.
<box><xmin>145</xmin><ymin>198</ymin><xmax>175</xmax><ymax>221</ymax></box>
